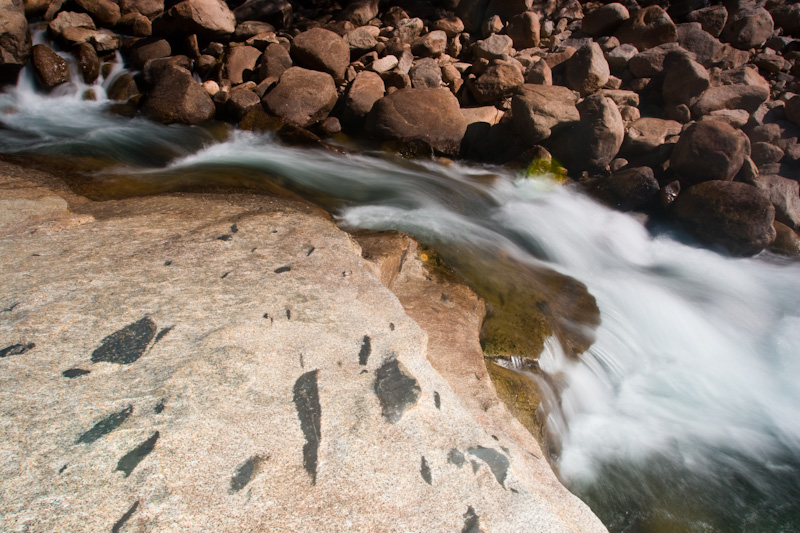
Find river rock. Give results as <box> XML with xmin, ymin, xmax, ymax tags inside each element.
<box><xmin>154</xmin><ymin>0</ymin><xmax>236</xmax><ymax>39</ymax></box>
<box><xmin>432</xmin><ymin>15</ymin><xmax>464</xmax><ymax>37</ymax></box>
<box><xmin>342</xmin><ymin>0</ymin><xmax>378</xmax><ymax>26</ymax></box>
<box><xmin>226</xmin><ymin>85</ymin><xmax>260</xmax><ymax>120</ymax></box>
<box><xmin>47</xmin><ymin>11</ymin><xmax>96</xmax><ymax>47</ymax></box>
<box><xmin>119</xmin><ymin>0</ymin><xmax>163</xmax><ymax>17</ymax></box>
<box><xmin>0</xmin><ymin>162</ymin><xmax>607</xmax><ymax>533</ymax></box>
<box><xmin>676</xmin><ymin>22</ymin><xmax>723</xmax><ymax>64</ymax></box>
<box><xmin>615</xmin><ymin>6</ymin><xmax>677</xmax><ymax>50</ymax></box>
<box><xmin>365</xmin><ymin>88</ymin><xmax>467</xmax><ymax>156</ymax></box>
<box><xmin>672</xmin><ymin>180</ymin><xmax>776</xmax><ymax>256</ymax></box>
<box><xmin>751</xmin><ymin>174</ymin><xmax>800</xmax><ymax>231</ymax></box>
<box><xmin>691</xmin><ymin>84</ymin><xmax>770</xmax><ymax>117</ymax></box>
<box><xmin>662</xmin><ymin>51</ymin><xmax>709</xmax><ymax>106</ymax></box>
<box><xmin>506</xmin><ymin>11</ymin><xmax>541</xmax><ymax>49</ymax></box>
<box><xmin>0</xmin><ymin>0</ymin><xmax>32</xmax><ymax>83</ymax></box>
<box><xmin>605</xmin><ymin>43</ymin><xmax>638</xmax><ymax>71</ymax></box>
<box><xmin>581</xmin><ymin>3</ymin><xmax>629</xmax><ymax>37</ymax></box>
<box><xmin>128</xmin><ymin>38</ymin><xmax>171</xmax><ymax>70</ymax></box>
<box><xmin>771</xmin><ymin>3</ymin><xmax>800</xmax><ymax>37</ymax></box>
<box><xmin>291</xmin><ymin>28</ymin><xmax>349</xmax><ymax>80</ymax></box>
<box><xmin>31</xmin><ymin>44</ymin><xmax>69</xmax><ymax>89</ymax></box>
<box><xmin>785</xmin><ymin>95</ymin><xmax>800</xmax><ymax>126</ymax></box>
<box><xmin>411</xmin><ymin>30</ymin><xmax>447</xmax><ymax>57</ymax></box>
<box><xmin>409</xmin><ymin>58</ymin><xmax>443</xmax><ymax>89</ymax></box>
<box><xmin>76</xmin><ymin>42</ymin><xmax>99</xmax><ymax>84</ymax></box>
<box><xmin>468</xmin><ymin>61</ymin><xmax>524</xmax><ymax>104</ymax></box>
<box><xmin>225</xmin><ymin>45</ymin><xmax>261</xmax><ymax>85</ymax></box>
<box><xmin>721</xmin><ymin>7</ymin><xmax>773</xmax><ymax>50</ymax></box>
<box><xmin>255</xmin><ymin>43</ymin><xmax>291</xmax><ymax>80</ymax></box>
<box><xmin>628</xmin><ymin>43</ymin><xmax>683</xmax><ymax>78</ymax></box>
<box><xmin>342</xmin><ymin>70</ymin><xmax>384</xmax><ymax>126</ymax></box>
<box><xmin>686</xmin><ymin>5</ymin><xmax>727</xmax><ymax>37</ymax></box>
<box><xmin>231</xmin><ymin>0</ymin><xmax>291</xmax><ymax>28</ymax></box>
<box><xmin>262</xmin><ymin>67</ymin><xmax>337</xmax><ymax>127</ymax></box>
<box><xmin>571</xmin><ymin>94</ymin><xmax>624</xmax><ymax>170</ymax></box>
<box><xmin>474</xmin><ymin>34</ymin><xmax>513</xmax><ymax>60</ymax></box>
<box><xmin>623</xmin><ymin>117</ymin><xmax>682</xmax><ymax>155</ymax></box>
<box><xmin>511</xmin><ymin>84</ymin><xmax>579</xmax><ymax>145</ymax></box>
<box><xmin>670</xmin><ymin>119</ymin><xmax>748</xmax><ymax>184</ymax></box>
<box><xmin>118</xmin><ymin>12</ymin><xmax>152</xmax><ymax>37</ymax></box>
<box><xmin>345</xmin><ymin>26</ymin><xmax>378</xmax><ymax>54</ymax></box>
<box><xmin>606</xmin><ymin>166</ymin><xmax>659</xmax><ymax>211</ymax></box>
<box><xmin>74</xmin><ymin>0</ymin><xmax>120</xmax><ymax>26</ymax></box>
<box><xmin>142</xmin><ymin>64</ymin><xmax>215</xmax><ymax>124</ymax></box>
<box><xmin>769</xmin><ymin>221</ymin><xmax>800</xmax><ymax>256</ymax></box>
<box><xmin>565</xmin><ymin>42</ymin><xmax>609</xmax><ymax>96</ymax></box>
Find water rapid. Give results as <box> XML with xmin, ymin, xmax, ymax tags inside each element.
<box><xmin>3</xmin><ymin>60</ymin><xmax>800</xmax><ymax>532</ymax></box>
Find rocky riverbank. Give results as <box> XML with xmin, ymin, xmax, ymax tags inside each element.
<box><xmin>2</xmin><ymin>0</ymin><xmax>800</xmax><ymax>257</ymax></box>
<box><xmin>0</xmin><ymin>160</ymin><xmax>607</xmax><ymax>531</ymax></box>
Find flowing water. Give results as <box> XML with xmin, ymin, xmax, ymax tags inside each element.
<box><xmin>3</xmin><ymin>50</ymin><xmax>800</xmax><ymax>532</ymax></box>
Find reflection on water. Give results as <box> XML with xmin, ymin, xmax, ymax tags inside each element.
<box><xmin>2</xmin><ymin>60</ymin><xmax>800</xmax><ymax>533</ymax></box>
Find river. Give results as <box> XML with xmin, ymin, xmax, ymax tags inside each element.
<box><xmin>2</xmin><ymin>47</ymin><xmax>800</xmax><ymax>532</ymax></box>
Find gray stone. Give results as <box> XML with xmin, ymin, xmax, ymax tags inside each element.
<box><xmin>474</xmin><ymin>34</ymin><xmax>513</xmax><ymax>60</ymax></box>
<box><xmin>572</xmin><ymin>94</ymin><xmax>624</xmax><ymax>170</ymax></box>
<box><xmin>565</xmin><ymin>42</ymin><xmax>609</xmax><ymax>96</ymax></box>
<box><xmin>409</xmin><ymin>58</ymin><xmax>443</xmax><ymax>89</ymax></box>
<box><xmin>605</xmin><ymin>43</ymin><xmax>637</xmax><ymax>71</ymax></box>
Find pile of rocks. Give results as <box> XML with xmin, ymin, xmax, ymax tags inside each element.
<box><xmin>1</xmin><ymin>0</ymin><xmax>800</xmax><ymax>255</ymax></box>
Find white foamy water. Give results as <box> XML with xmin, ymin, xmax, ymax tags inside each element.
<box><xmin>2</xmin><ymin>53</ymin><xmax>800</xmax><ymax>530</ymax></box>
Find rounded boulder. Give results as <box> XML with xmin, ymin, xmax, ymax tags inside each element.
<box><xmin>262</xmin><ymin>67</ymin><xmax>338</xmax><ymax>127</ymax></box>
<box><xmin>670</xmin><ymin>119</ymin><xmax>748</xmax><ymax>184</ymax></box>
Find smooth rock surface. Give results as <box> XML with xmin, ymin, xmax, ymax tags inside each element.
<box><xmin>0</xmin><ymin>0</ymin><xmax>32</xmax><ymax>83</ymax></box>
<box><xmin>262</xmin><ymin>66</ymin><xmax>337</xmax><ymax>127</ymax></box>
<box><xmin>511</xmin><ymin>84</ymin><xmax>579</xmax><ymax>145</ymax></box>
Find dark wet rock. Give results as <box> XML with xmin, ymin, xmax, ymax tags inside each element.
<box><xmin>62</xmin><ymin>368</ymin><xmax>90</xmax><ymax>378</ymax></box>
<box><xmin>256</xmin><ymin>43</ymin><xmax>291</xmax><ymax>82</ymax></box>
<box><xmin>506</xmin><ymin>12</ymin><xmax>540</xmax><ymax>49</ymax></box>
<box><xmin>581</xmin><ymin>3</ymin><xmax>629</xmax><ymax>37</ymax></box>
<box><xmin>410</xmin><ymin>58</ymin><xmax>443</xmax><ymax>89</ymax></box>
<box><xmin>90</xmin><ymin>316</ymin><xmax>157</xmax><ymax>364</ymax></box>
<box><xmin>293</xmin><ymin>370</ymin><xmax>321</xmax><ymax>484</ymax></box>
<box><xmin>74</xmin><ymin>0</ymin><xmax>120</xmax><ymax>26</ymax></box>
<box><xmin>129</xmin><ymin>38</ymin><xmax>171</xmax><ymax>71</ymax></box>
<box><xmin>107</xmin><ymin>72</ymin><xmax>140</xmax><ymax>102</ymax></box>
<box><xmin>686</xmin><ymin>5</ymin><xmax>727</xmax><ymax>37</ymax></box>
<box><xmin>342</xmin><ymin>70</ymin><xmax>384</xmax><ymax>127</ymax></box>
<box><xmin>291</xmin><ymin>28</ymin><xmax>349</xmax><ymax>80</ymax></box>
<box><xmin>225</xmin><ymin>45</ymin><xmax>261</xmax><ymax>85</ymax></box>
<box><xmin>154</xmin><ymin>0</ymin><xmax>236</xmax><ymax>39</ymax></box>
<box><xmin>143</xmin><ymin>55</ymin><xmax>191</xmax><ymax>87</ymax></box>
<box><xmin>662</xmin><ymin>51</ymin><xmax>709</xmax><ymax>106</ymax></box>
<box><xmin>153</xmin><ymin>400</ymin><xmax>166</xmax><ymax>413</ymax></box>
<box><xmin>670</xmin><ymin>120</ymin><xmax>748</xmax><ymax>184</ymax></box>
<box><xmin>468</xmin><ymin>62</ymin><xmax>524</xmax><ymax>104</ymax></box>
<box><xmin>691</xmin><ymin>84</ymin><xmax>769</xmax><ymax>117</ymax></box>
<box><xmin>473</xmin><ymin>34</ymin><xmax>513</xmax><ymax>60</ymax></box>
<box><xmin>0</xmin><ymin>342</ymin><xmax>34</xmax><ymax>358</ymax></box>
<box><xmin>76</xmin><ymin>42</ymin><xmax>99</xmax><ymax>84</ymax></box>
<box><xmin>772</xmin><ymin>3</ymin><xmax>800</xmax><ymax>37</ymax></box>
<box><xmin>111</xmin><ymin>501</ymin><xmax>139</xmax><ymax>533</ymax></box>
<box><xmin>462</xmin><ymin>505</ymin><xmax>482</xmax><ymax>533</ymax></box>
<box><xmin>365</xmin><ymin>88</ymin><xmax>467</xmax><ymax>156</ymax></box>
<box><xmin>230</xmin><ymin>455</ymin><xmax>262</xmax><ymax>492</ymax></box>
<box><xmin>511</xmin><ymin>84</ymin><xmax>579</xmax><ymax>145</ymax></box>
<box><xmin>358</xmin><ymin>335</ymin><xmax>371</xmax><ymax>366</ymax></box>
<box><xmin>373</xmin><ymin>356</ymin><xmax>421</xmax><ymax>424</ymax></box>
<box><xmin>467</xmin><ymin>446</ymin><xmax>508</xmax><ymax>487</ymax></box>
<box><xmin>116</xmin><ymin>431</ymin><xmax>160</xmax><ymax>477</ymax></box>
<box><xmin>448</xmin><ymin>448</ymin><xmax>465</xmax><ymax>467</ymax></box>
<box><xmin>565</xmin><ymin>42</ymin><xmax>609</xmax><ymax>96</ymax></box>
<box><xmin>673</xmin><ymin>181</ymin><xmax>776</xmax><ymax>256</ymax></box>
<box><xmin>420</xmin><ymin>456</ymin><xmax>432</xmax><ymax>484</ymax></box>
<box><xmin>31</xmin><ymin>44</ymin><xmax>69</xmax><ymax>89</ymax></box>
<box><xmin>623</xmin><ymin>117</ymin><xmax>682</xmax><ymax>155</ymax></box>
<box><xmin>142</xmin><ymin>64</ymin><xmax>214</xmax><ymax>124</ymax></box>
<box><xmin>77</xmin><ymin>405</ymin><xmax>133</xmax><ymax>445</ymax></box>
<box><xmin>263</xmin><ymin>67</ymin><xmax>337</xmax><ymax>127</ymax></box>
<box><xmin>615</xmin><ymin>5</ymin><xmax>677</xmax><ymax>51</ymax></box>
<box><xmin>0</xmin><ymin>0</ymin><xmax>32</xmax><ymax>84</ymax></box>
<box><xmin>569</xmin><ymin>94</ymin><xmax>624</xmax><ymax>170</ymax></box>
<box><xmin>721</xmin><ymin>7</ymin><xmax>773</xmax><ymax>51</ymax></box>
<box><xmin>606</xmin><ymin>166</ymin><xmax>660</xmax><ymax>211</ymax></box>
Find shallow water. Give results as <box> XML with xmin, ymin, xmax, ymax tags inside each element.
<box><xmin>3</xmin><ymin>56</ymin><xmax>800</xmax><ymax>532</ymax></box>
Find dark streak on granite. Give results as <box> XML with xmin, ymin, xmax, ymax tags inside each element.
<box><xmin>0</xmin><ymin>342</ymin><xmax>34</xmax><ymax>358</ymax></box>
<box><xmin>448</xmin><ymin>449</ymin><xmax>465</xmax><ymax>467</ymax></box>
<box><xmin>420</xmin><ymin>456</ymin><xmax>432</xmax><ymax>485</ymax></box>
<box><xmin>153</xmin><ymin>400</ymin><xmax>166</xmax><ymax>414</ymax></box>
<box><xmin>154</xmin><ymin>327</ymin><xmax>172</xmax><ymax>344</ymax></box>
<box><xmin>111</xmin><ymin>500</ymin><xmax>139</xmax><ymax>533</ymax></box>
<box><xmin>293</xmin><ymin>370</ymin><xmax>321</xmax><ymax>485</ymax></box>
<box><xmin>374</xmin><ymin>356</ymin><xmax>420</xmax><ymax>424</ymax></box>
<box><xmin>77</xmin><ymin>405</ymin><xmax>133</xmax><ymax>445</ymax></box>
<box><xmin>462</xmin><ymin>506</ymin><xmax>482</xmax><ymax>533</ymax></box>
<box><xmin>434</xmin><ymin>391</ymin><xmax>441</xmax><ymax>409</ymax></box>
<box><xmin>468</xmin><ymin>446</ymin><xmax>509</xmax><ymax>487</ymax></box>
<box><xmin>1</xmin><ymin>302</ymin><xmax>20</xmax><ymax>313</ymax></box>
<box><xmin>306</xmin><ymin>246</ymin><xmax>315</xmax><ymax>256</ymax></box>
<box><xmin>274</xmin><ymin>266</ymin><xmax>291</xmax><ymax>273</ymax></box>
<box><xmin>116</xmin><ymin>432</ymin><xmax>160</xmax><ymax>477</ymax></box>
<box><xmin>358</xmin><ymin>336</ymin><xmax>371</xmax><ymax>366</ymax></box>
<box><xmin>91</xmin><ymin>317</ymin><xmax>156</xmax><ymax>365</ymax></box>
<box><xmin>62</xmin><ymin>368</ymin><xmax>90</xmax><ymax>378</ymax></box>
<box><xmin>217</xmin><ymin>234</ymin><xmax>232</xmax><ymax>241</ymax></box>
<box><xmin>230</xmin><ymin>455</ymin><xmax>262</xmax><ymax>493</ymax></box>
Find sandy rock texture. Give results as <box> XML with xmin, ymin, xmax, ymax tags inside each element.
<box><xmin>0</xmin><ymin>162</ymin><xmax>606</xmax><ymax>532</ymax></box>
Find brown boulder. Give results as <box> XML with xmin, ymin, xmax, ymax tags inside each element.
<box><xmin>342</xmin><ymin>70</ymin><xmax>384</xmax><ymax>126</ymax></box>
<box><xmin>506</xmin><ymin>11</ymin><xmax>540</xmax><ymax>49</ymax></box>
<box><xmin>769</xmin><ymin>222</ymin><xmax>800</xmax><ymax>256</ymax></box>
<box><xmin>581</xmin><ymin>3</ymin><xmax>629</xmax><ymax>37</ymax></box>
<box><xmin>565</xmin><ymin>42</ymin><xmax>609</xmax><ymax>96</ymax></box>
<box><xmin>255</xmin><ymin>43</ymin><xmax>291</xmax><ymax>81</ymax></box>
<box><xmin>672</xmin><ymin>180</ymin><xmax>776</xmax><ymax>256</ymax></box>
<box><xmin>474</xmin><ymin>34</ymin><xmax>513</xmax><ymax>60</ymax></box>
<box><xmin>571</xmin><ymin>94</ymin><xmax>624</xmax><ymax>170</ymax></box>
<box><xmin>142</xmin><ymin>64</ymin><xmax>215</xmax><ymax>124</ymax></box>
<box><xmin>623</xmin><ymin>117</ymin><xmax>681</xmax><ymax>155</ymax></box>
<box><xmin>154</xmin><ymin>0</ymin><xmax>236</xmax><ymax>39</ymax></box>
<box><xmin>468</xmin><ymin>62</ymin><xmax>524</xmax><ymax>104</ymax></box>
<box><xmin>74</xmin><ymin>0</ymin><xmax>120</xmax><ymax>26</ymax></box>
<box><xmin>117</xmin><ymin>12</ymin><xmax>152</xmax><ymax>37</ymax></box>
<box><xmin>342</xmin><ymin>0</ymin><xmax>378</xmax><ymax>26</ymax></box>
<box><xmin>0</xmin><ymin>0</ymin><xmax>32</xmax><ymax>83</ymax></box>
<box><xmin>225</xmin><ymin>45</ymin><xmax>261</xmax><ymax>84</ymax></box>
<box><xmin>691</xmin><ymin>84</ymin><xmax>769</xmax><ymax>117</ymax></box>
<box><xmin>751</xmin><ymin>174</ymin><xmax>800</xmax><ymax>231</ymax></box>
<box><xmin>662</xmin><ymin>51</ymin><xmax>709</xmax><ymax>106</ymax></box>
<box><xmin>262</xmin><ymin>66</ymin><xmax>337</xmax><ymax>127</ymax></box>
<box><xmin>119</xmin><ymin>0</ymin><xmax>164</xmax><ymax>18</ymax></box>
<box><xmin>128</xmin><ymin>38</ymin><xmax>171</xmax><ymax>70</ymax></box>
<box><xmin>606</xmin><ymin>166</ymin><xmax>659</xmax><ymax>211</ymax></box>
<box><xmin>721</xmin><ymin>7</ymin><xmax>773</xmax><ymax>50</ymax></box>
<box><xmin>411</xmin><ymin>30</ymin><xmax>447</xmax><ymax>57</ymax></box>
<box><xmin>31</xmin><ymin>44</ymin><xmax>69</xmax><ymax>89</ymax></box>
<box><xmin>365</xmin><ymin>88</ymin><xmax>467</xmax><ymax>156</ymax></box>
<box><xmin>670</xmin><ymin>119</ymin><xmax>748</xmax><ymax>184</ymax></box>
<box><xmin>615</xmin><ymin>6</ymin><xmax>677</xmax><ymax>50</ymax></box>
<box><xmin>291</xmin><ymin>28</ymin><xmax>350</xmax><ymax>79</ymax></box>
<box><xmin>511</xmin><ymin>84</ymin><xmax>579</xmax><ymax>144</ymax></box>
<box><xmin>76</xmin><ymin>42</ymin><xmax>99</xmax><ymax>84</ymax></box>
<box><xmin>409</xmin><ymin>58</ymin><xmax>443</xmax><ymax>89</ymax></box>
<box><xmin>676</xmin><ymin>22</ymin><xmax>723</xmax><ymax>64</ymax></box>
<box><xmin>685</xmin><ymin>5</ymin><xmax>727</xmax><ymax>37</ymax></box>
<box><xmin>785</xmin><ymin>95</ymin><xmax>800</xmax><ymax>126</ymax></box>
